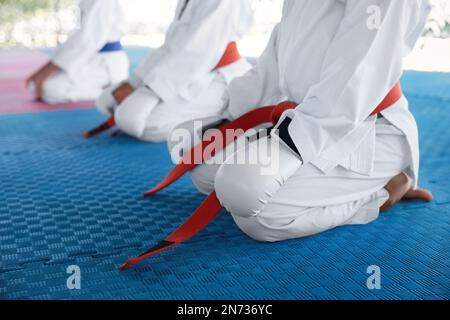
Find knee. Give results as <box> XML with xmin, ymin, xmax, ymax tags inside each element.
<box><xmin>114</xmin><ymin>94</ymin><xmax>145</xmax><ymax>139</ymax></box>
<box><xmin>140</xmin><ymin>115</ymin><xmax>174</xmax><ymax>143</ymax></box>
<box><xmin>114</xmin><ymin>88</ymin><xmax>159</xmax><ymax>139</ymax></box>
<box><xmin>214</xmin><ymin>139</ymin><xmax>303</xmax><ymax>237</ymax></box>
<box><xmin>214</xmin><ymin>139</ymin><xmax>286</xmax><ymax>219</ymax></box>
<box><xmin>42</xmin><ymin>73</ymin><xmax>70</xmax><ymax>104</ymax></box>
<box><xmin>190</xmin><ymin>164</ymin><xmax>219</xmax><ymax>196</ymax></box>
<box><xmin>232</xmin><ymin>214</ymin><xmax>279</xmax><ymax>243</ymax></box>
<box><xmin>214</xmin><ymin>161</ymin><xmax>279</xmax><ymax>220</ymax></box>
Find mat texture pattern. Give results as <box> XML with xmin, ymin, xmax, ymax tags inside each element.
<box><xmin>0</xmin><ymin>50</ymin><xmax>448</xmax><ymax>300</ymax></box>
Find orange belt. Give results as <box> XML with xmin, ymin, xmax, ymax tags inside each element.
<box><xmin>119</xmin><ymin>82</ymin><xmax>402</xmax><ymax>270</ymax></box>
<box><xmin>214</xmin><ymin>41</ymin><xmax>241</xmax><ymax>69</ymax></box>
<box><xmin>83</xmin><ymin>42</ymin><xmax>241</xmax><ymax>139</ymax></box>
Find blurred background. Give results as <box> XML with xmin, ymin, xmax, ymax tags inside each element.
<box><xmin>0</xmin><ymin>0</ymin><xmax>449</xmax><ymax>71</ymax></box>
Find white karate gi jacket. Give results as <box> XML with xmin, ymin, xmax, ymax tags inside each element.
<box><xmin>227</xmin><ymin>0</ymin><xmax>431</xmax><ymax>188</ymax></box>
<box><xmin>132</xmin><ymin>0</ymin><xmax>254</xmax><ymax>103</ymax></box>
<box><xmin>52</xmin><ymin>0</ymin><xmax>126</xmax><ymax>76</ymax></box>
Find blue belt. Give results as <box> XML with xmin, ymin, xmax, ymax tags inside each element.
<box><xmin>99</xmin><ymin>41</ymin><xmax>123</xmax><ymax>53</ymax></box>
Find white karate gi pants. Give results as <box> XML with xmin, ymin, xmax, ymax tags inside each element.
<box><xmin>189</xmin><ymin>118</ymin><xmax>409</xmax><ymax>242</ymax></box>
<box><xmin>100</xmin><ymin>73</ymin><xmax>229</xmax><ymax>143</ymax></box>
<box><xmin>42</xmin><ymin>51</ymin><xmax>129</xmax><ymax>104</ymax></box>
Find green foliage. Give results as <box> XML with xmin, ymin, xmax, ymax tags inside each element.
<box><xmin>426</xmin><ymin>0</ymin><xmax>450</xmax><ymax>38</ymax></box>
<box><xmin>0</xmin><ymin>0</ymin><xmax>53</xmax><ymax>11</ymax></box>
<box><xmin>0</xmin><ymin>0</ymin><xmax>70</xmax><ymax>24</ymax></box>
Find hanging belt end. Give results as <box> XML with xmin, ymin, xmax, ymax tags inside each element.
<box><xmin>119</xmin><ymin>261</ymin><xmax>133</xmax><ymax>271</ymax></box>
<box><xmin>143</xmin><ymin>188</ymin><xmax>158</xmax><ymax>197</ymax></box>
<box><xmin>82</xmin><ymin>116</ymin><xmax>116</xmax><ymax>139</ymax></box>
<box><xmin>82</xmin><ymin>131</ymin><xmax>93</xmax><ymax>139</ymax></box>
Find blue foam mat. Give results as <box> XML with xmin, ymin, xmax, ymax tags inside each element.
<box><xmin>0</xmin><ymin>70</ymin><xmax>449</xmax><ymax>300</ymax></box>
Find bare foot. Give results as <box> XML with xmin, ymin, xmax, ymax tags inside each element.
<box><xmin>380</xmin><ymin>173</ymin><xmax>433</xmax><ymax>212</ymax></box>
<box><xmin>403</xmin><ymin>188</ymin><xmax>434</xmax><ymax>202</ymax></box>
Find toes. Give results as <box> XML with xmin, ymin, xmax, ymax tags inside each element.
<box><xmin>403</xmin><ymin>188</ymin><xmax>434</xmax><ymax>202</ymax></box>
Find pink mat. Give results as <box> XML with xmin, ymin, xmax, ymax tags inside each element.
<box><xmin>0</xmin><ymin>49</ymin><xmax>95</xmax><ymax>115</ymax></box>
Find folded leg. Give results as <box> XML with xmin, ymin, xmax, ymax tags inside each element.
<box><xmin>196</xmin><ymin>118</ymin><xmax>410</xmax><ymax>242</ymax></box>
<box><xmin>42</xmin><ymin>52</ymin><xmax>128</xmax><ymax>104</ymax></box>
<box><xmin>42</xmin><ymin>63</ymin><xmax>108</xmax><ymax>104</ymax></box>
<box><xmin>116</xmin><ymin>75</ymin><xmax>229</xmax><ymax>142</ymax></box>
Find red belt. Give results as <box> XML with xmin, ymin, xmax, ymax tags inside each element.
<box><xmin>119</xmin><ymin>82</ymin><xmax>402</xmax><ymax>270</ymax></box>
<box><xmin>83</xmin><ymin>42</ymin><xmax>241</xmax><ymax>139</ymax></box>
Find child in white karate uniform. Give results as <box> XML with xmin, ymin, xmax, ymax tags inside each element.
<box><xmin>27</xmin><ymin>0</ymin><xmax>129</xmax><ymax>104</ymax></box>
<box><xmin>95</xmin><ymin>0</ymin><xmax>254</xmax><ymax>142</ymax></box>
<box><xmin>176</xmin><ymin>0</ymin><xmax>434</xmax><ymax>242</ymax></box>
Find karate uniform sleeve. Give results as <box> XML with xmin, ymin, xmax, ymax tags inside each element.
<box><xmin>228</xmin><ymin>24</ymin><xmax>283</xmax><ymax>119</ymax></box>
<box><xmin>139</xmin><ymin>0</ymin><xmax>247</xmax><ymax>102</ymax></box>
<box><xmin>51</xmin><ymin>0</ymin><xmax>117</xmax><ymax>75</ymax></box>
<box><xmin>285</xmin><ymin>0</ymin><xmax>430</xmax><ymax>165</ymax></box>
